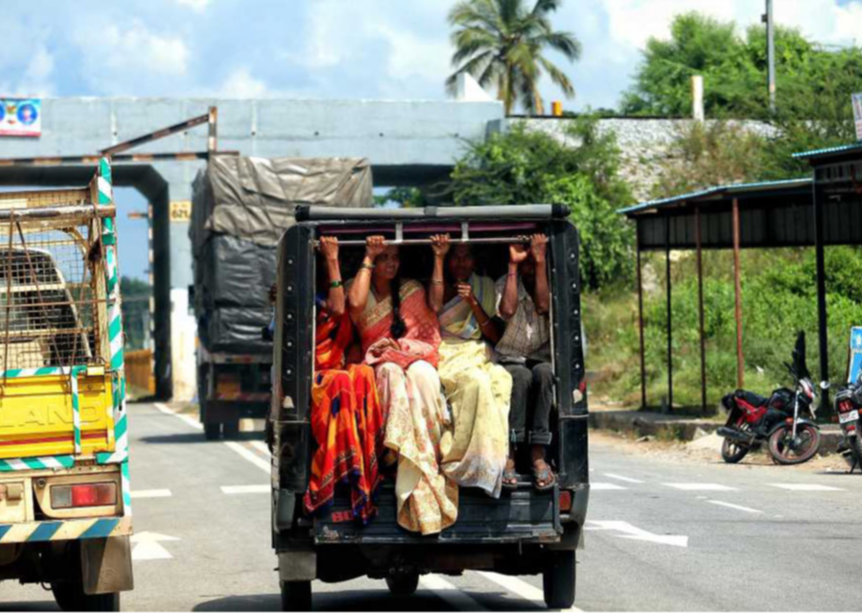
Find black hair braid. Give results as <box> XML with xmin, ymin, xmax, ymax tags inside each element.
<box><xmin>389</xmin><ymin>276</ymin><xmax>407</xmax><ymax>339</ymax></box>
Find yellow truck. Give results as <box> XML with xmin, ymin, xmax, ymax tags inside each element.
<box><xmin>0</xmin><ymin>159</ymin><xmax>132</xmax><ymax>611</ymax></box>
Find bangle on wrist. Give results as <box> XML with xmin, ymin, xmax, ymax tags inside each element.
<box><xmin>431</xmin><ymin>278</ymin><xmax>444</xmax><ymax>286</ymax></box>
<box><xmin>330</xmin><ymin>280</ymin><xmax>343</xmax><ymax>288</ymax></box>
<box><xmin>361</xmin><ymin>263</ymin><xmax>375</xmax><ymax>270</ymax></box>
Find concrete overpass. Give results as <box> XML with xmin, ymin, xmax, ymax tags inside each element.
<box><xmin>0</xmin><ymin>97</ymin><xmax>504</xmax><ymax>398</ymax></box>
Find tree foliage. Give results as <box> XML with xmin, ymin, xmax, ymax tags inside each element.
<box><xmin>450</xmin><ymin>119</ymin><xmax>633</xmax><ymax>289</ymax></box>
<box><xmin>446</xmin><ymin>0</ymin><xmax>582</xmax><ymax>115</ymax></box>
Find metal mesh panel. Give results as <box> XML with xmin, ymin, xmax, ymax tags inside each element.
<box><xmin>0</xmin><ymin>214</ymin><xmax>106</xmax><ymax>371</ymax></box>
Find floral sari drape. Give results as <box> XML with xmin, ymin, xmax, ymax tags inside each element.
<box><xmin>355</xmin><ymin>280</ymin><xmax>458</xmax><ymax>535</ymax></box>
<box><xmin>304</xmin><ymin>308</ymin><xmax>383</xmax><ymax>523</ymax></box>
<box><xmin>436</xmin><ymin>274</ymin><xmax>512</xmax><ymax>498</ymax></box>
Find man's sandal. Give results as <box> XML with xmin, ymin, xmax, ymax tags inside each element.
<box><xmin>532</xmin><ymin>464</ymin><xmax>557</xmax><ymax>491</ymax></box>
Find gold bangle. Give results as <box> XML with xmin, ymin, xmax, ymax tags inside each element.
<box><xmin>431</xmin><ymin>279</ymin><xmax>444</xmax><ymax>285</ymax></box>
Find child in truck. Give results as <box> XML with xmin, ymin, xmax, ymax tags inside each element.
<box><xmin>348</xmin><ymin>236</ymin><xmax>458</xmax><ymax>536</ymax></box>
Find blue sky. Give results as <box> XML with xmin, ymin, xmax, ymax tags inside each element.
<box><xmin>1</xmin><ymin>0</ymin><xmax>860</xmax><ymax>278</ymax></box>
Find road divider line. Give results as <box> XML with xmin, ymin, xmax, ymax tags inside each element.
<box><xmin>154</xmin><ymin>402</ymin><xmax>203</xmax><ymax>431</ymax></box>
<box><xmin>224</xmin><ymin>441</ymin><xmax>271</xmax><ymax>474</ymax></box>
<box><xmin>664</xmin><ymin>483</ymin><xmax>738</xmax><ymax>492</ymax></box>
<box><xmin>131</xmin><ymin>489</ymin><xmax>172</xmax><ymax>499</ymax></box>
<box><xmin>478</xmin><ymin>571</ymin><xmax>583</xmax><ymax>612</ymax></box>
<box><xmin>221</xmin><ymin>485</ymin><xmax>270</xmax><ymax>495</ymax></box>
<box><xmin>768</xmin><ymin>483</ymin><xmax>844</xmax><ymax>492</ymax></box>
<box><xmin>591</xmin><ymin>482</ymin><xmax>626</xmax><ymax>490</ymax></box>
<box><xmin>420</xmin><ymin>574</ymin><xmax>488</xmax><ymax>611</ymax></box>
<box><xmin>604</xmin><ymin>473</ymin><xmax>644</xmax><ymax>484</ymax></box>
<box><xmin>707</xmin><ymin>500</ymin><xmax>763</xmax><ymax>514</ymax></box>
<box><xmin>250</xmin><ymin>441</ymin><xmax>270</xmax><ymax>455</ymax></box>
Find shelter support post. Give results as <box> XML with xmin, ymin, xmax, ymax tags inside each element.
<box><xmin>695</xmin><ymin>207</ymin><xmax>707</xmax><ymax>412</ymax></box>
<box><xmin>636</xmin><ymin>228</ymin><xmax>646</xmax><ymax>409</ymax></box>
<box><xmin>813</xmin><ymin>185</ymin><xmax>830</xmax><ymax>409</ymax></box>
<box><xmin>732</xmin><ymin>198</ymin><xmax>744</xmax><ymax>388</ymax></box>
<box><xmin>666</xmin><ymin>217</ymin><xmax>673</xmax><ymax>410</ymax></box>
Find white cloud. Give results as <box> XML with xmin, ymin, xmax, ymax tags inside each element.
<box><xmin>99</xmin><ymin>21</ymin><xmax>188</xmax><ymax>76</ymax></box>
<box><xmin>174</xmin><ymin>0</ymin><xmax>210</xmax><ymax>11</ymax></box>
<box><xmin>218</xmin><ymin>68</ymin><xmax>269</xmax><ymax>98</ymax></box>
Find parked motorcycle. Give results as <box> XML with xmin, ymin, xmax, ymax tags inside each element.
<box><xmin>718</xmin><ymin>332</ymin><xmax>822</xmax><ymax>465</ymax></box>
<box><xmin>832</xmin><ymin>374</ymin><xmax>862</xmax><ymax>472</ymax></box>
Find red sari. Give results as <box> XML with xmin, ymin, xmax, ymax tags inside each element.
<box><xmin>304</xmin><ymin>307</ymin><xmax>384</xmax><ymax>523</ymax></box>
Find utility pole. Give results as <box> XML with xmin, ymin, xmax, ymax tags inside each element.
<box><xmin>767</xmin><ymin>0</ymin><xmax>776</xmax><ymax>112</ymax></box>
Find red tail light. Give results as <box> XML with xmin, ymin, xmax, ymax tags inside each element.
<box><xmin>51</xmin><ymin>483</ymin><xmax>117</xmax><ymax>509</ymax></box>
<box><xmin>559</xmin><ymin>490</ymin><xmax>572</xmax><ymax>512</ymax></box>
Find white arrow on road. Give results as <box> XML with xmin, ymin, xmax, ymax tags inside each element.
<box><xmin>586</xmin><ymin>520</ymin><xmax>688</xmax><ymax>548</ymax></box>
<box><xmin>131</xmin><ymin>531</ymin><xmax>180</xmax><ymax>561</ymax></box>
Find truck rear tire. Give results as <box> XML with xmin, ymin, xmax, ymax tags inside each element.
<box><xmin>542</xmin><ymin>550</ymin><xmax>575</xmax><ymax>610</ymax></box>
<box><xmin>222</xmin><ymin>420</ymin><xmax>240</xmax><ymax>439</ymax></box>
<box><xmin>204</xmin><ymin>422</ymin><xmax>221</xmax><ymax>441</ymax></box>
<box><xmin>280</xmin><ymin>580</ymin><xmax>311</xmax><ymax>612</ymax></box>
<box><xmin>52</xmin><ymin>583</ymin><xmax>119</xmax><ymax>612</ymax></box>
<box><xmin>386</xmin><ymin>572</ymin><xmax>419</xmax><ymax>596</ymax></box>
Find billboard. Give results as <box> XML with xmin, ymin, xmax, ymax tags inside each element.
<box><xmin>0</xmin><ymin>98</ymin><xmax>41</xmax><ymax>137</ymax></box>
<box><xmin>854</xmin><ymin>93</ymin><xmax>862</xmax><ymax>142</ymax></box>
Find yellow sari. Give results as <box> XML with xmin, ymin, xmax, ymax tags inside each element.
<box><xmin>437</xmin><ymin>275</ymin><xmax>512</xmax><ymax>498</ymax></box>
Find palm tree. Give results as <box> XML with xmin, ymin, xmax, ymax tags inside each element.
<box><xmin>446</xmin><ymin>0</ymin><xmax>581</xmax><ymax>115</ymax></box>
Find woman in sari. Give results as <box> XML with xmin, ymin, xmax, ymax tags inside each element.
<box><xmin>348</xmin><ymin>236</ymin><xmax>457</xmax><ymax>536</ymax></box>
<box><xmin>304</xmin><ymin>237</ymin><xmax>384</xmax><ymax>524</ymax></box>
<box><xmin>428</xmin><ymin>235</ymin><xmax>512</xmax><ymax>498</ymax></box>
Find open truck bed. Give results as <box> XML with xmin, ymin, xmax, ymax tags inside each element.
<box><xmin>271</xmin><ymin>204</ymin><xmax>589</xmax><ymax>611</ymax></box>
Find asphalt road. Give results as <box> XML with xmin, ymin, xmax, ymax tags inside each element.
<box><xmin>0</xmin><ymin>402</ymin><xmax>859</xmax><ymax>611</ymax></box>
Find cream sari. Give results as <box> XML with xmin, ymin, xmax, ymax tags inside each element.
<box><xmin>437</xmin><ymin>274</ymin><xmax>512</xmax><ymax>498</ymax></box>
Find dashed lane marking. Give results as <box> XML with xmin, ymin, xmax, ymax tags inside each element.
<box><xmin>221</xmin><ymin>485</ymin><xmax>270</xmax><ymax>495</ymax></box>
<box><xmin>154</xmin><ymin>402</ymin><xmax>203</xmax><ymax>431</ymax></box>
<box><xmin>707</xmin><ymin>500</ymin><xmax>763</xmax><ymax>514</ymax></box>
<box><xmin>250</xmin><ymin>440</ymin><xmax>270</xmax><ymax>455</ymax></box>
<box><xmin>591</xmin><ymin>482</ymin><xmax>627</xmax><ymax>490</ymax></box>
<box><xmin>604</xmin><ymin>473</ymin><xmax>644</xmax><ymax>484</ymax></box>
<box><xmin>420</xmin><ymin>574</ymin><xmax>489</xmax><ymax>611</ymax></box>
<box><xmin>131</xmin><ymin>489</ymin><xmax>172</xmax><ymax>499</ymax></box>
<box><xmin>224</xmin><ymin>441</ymin><xmax>271</xmax><ymax>474</ymax></box>
<box><xmin>768</xmin><ymin>483</ymin><xmax>845</xmax><ymax>492</ymax></box>
<box><xmin>664</xmin><ymin>483</ymin><xmax>738</xmax><ymax>491</ymax></box>
<box><xmin>478</xmin><ymin>571</ymin><xmax>583</xmax><ymax>612</ymax></box>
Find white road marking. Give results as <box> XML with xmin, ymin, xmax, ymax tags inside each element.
<box><xmin>664</xmin><ymin>483</ymin><xmax>738</xmax><ymax>491</ymax></box>
<box><xmin>154</xmin><ymin>402</ymin><xmax>203</xmax><ymax>431</ymax></box>
<box><xmin>586</xmin><ymin>520</ymin><xmax>688</xmax><ymax>547</ymax></box>
<box><xmin>420</xmin><ymin>574</ymin><xmax>488</xmax><ymax>611</ymax></box>
<box><xmin>221</xmin><ymin>485</ymin><xmax>270</xmax><ymax>495</ymax></box>
<box><xmin>707</xmin><ymin>500</ymin><xmax>763</xmax><ymax>514</ymax></box>
<box><xmin>591</xmin><ymin>482</ymin><xmax>626</xmax><ymax>490</ymax></box>
<box><xmin>131</xmin><ymin>489</ymin><xmax>172</xmax><ymax>499</ymax></box>
<box><xmin>768</xmin><ymin>483</ymin><xmax>845</xmax><ymax>492</ymax></box>
<box><xmin>250</xmin><ymin>440</ymin><xmax>270</xmax><ymax>455</ymax></box>
<box><xmin>478</xmin><ymin>572</ymin><xmax>582</xmax><ymax>612</ymax></box>
<box><xmin>131</xmin><ymin>531</ymin><xmax>180</xmax><ymax>561</ymax></box>
<box><xmin>604</xmin><ymin>473</ymin><xmax>644</xmax><ymax>484</ymax></box>
<box><xmin>224</xmin><ymin>441</ymin><xmax>271</xmax><ymax>474</ymax></box>
<box><xmin>152</xmin><ymin>403</ymin><xmax>272</xmax><ymax>475</ymax></box>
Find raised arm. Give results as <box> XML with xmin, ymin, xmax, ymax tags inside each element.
<box><xmin>319</xmin><ymin>237</ymin><xmax>345</xmax><ymax>316</ymax></box>
<box><xmin>499</xmin><ymin>243</ymin><xmax>528</xmax><ymax>320</ymax></box>
<box><xmin>531</xmin><ymin>234</ymin><xmax>550</xmax><ymax>316</ymax></box>
<box><xmin>456</xmin><ymin>282</ymin><xmax>501</xmax><ymax>344</ymax></box>
<box><xmin>348</xmin><ymin>235</ymin><xmax>386</xmax><ymax>323</ymax></box>
<box><xmin>428</xmin><ymin>234</ymin><xmax>450</xmax><ymax>313</ymax></box>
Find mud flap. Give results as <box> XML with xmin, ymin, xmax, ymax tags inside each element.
<box><xmin>278</xmin><ymin>547</ymin><xmax>317</xmax><ymax>582</ymax></box>
<box><xmin>81</xmin><ymin>536</ymin><xmax>134</xmax><ymax>595</ymax></box>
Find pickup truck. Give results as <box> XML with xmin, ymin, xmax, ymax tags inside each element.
<box><xmin>0</xmin><ymin>159</ymin><xmax>133</xmax><ymax>611</ymax></box>
<box><xmin>270</xmin><ymin>204</ymin><xmax>589</xmax><ymax>611</ymax></box>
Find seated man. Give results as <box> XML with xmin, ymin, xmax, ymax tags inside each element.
<box><xmin>496</xmin><ymin>234</ymin><xmax>555</xmax><ymax>491</ymax></box>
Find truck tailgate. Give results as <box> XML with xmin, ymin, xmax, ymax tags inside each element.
<box><xmin>314</xmin><ymin>484</ymin><xmax>560</xmax><ymax>545</ymax></box>
<box><xmin>0</xmin><ymin>373</ymin><xmax>115</xmax><ymax>459</ymax></box>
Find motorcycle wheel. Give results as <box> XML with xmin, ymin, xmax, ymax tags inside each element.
<box><xmin>852</xmin><ymin>437</ymin><xmax>862</xmax><ymax>472</ymax></box>
<box><xmin>768</xmin><ymin>424</ymin><xmax>821</xmax><ymax>465</ymax></box>
<box><xmin>721</xmin><ymin>437</ymin><xmax>750</xmax><ymax>464</ymax></box>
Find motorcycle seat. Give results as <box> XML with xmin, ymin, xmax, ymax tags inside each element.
<box><xmin>735</xmin><ymin>390</ymin><xmax>770</xmax><ymax>407</ymax></box>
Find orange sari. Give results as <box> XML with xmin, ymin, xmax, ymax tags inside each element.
<box><xmin>304</xmin><ymin>307</ymin><xmax>383</xmax><ymax>523</ymax></box>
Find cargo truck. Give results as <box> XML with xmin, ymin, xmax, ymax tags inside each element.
<box><xmin>190</xmin><ymin>155</ymin><xmax>373</xmax><ymax>439</ymax></box>
<box><xmin>0</xmin><ymin>159</ymin><xmax>133</xmax><ymax>611</ymax></box>
<box><xmin>271</xmin><ymin>204</ymin><xmax>589</xmax><ymax>611</ymax></box>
